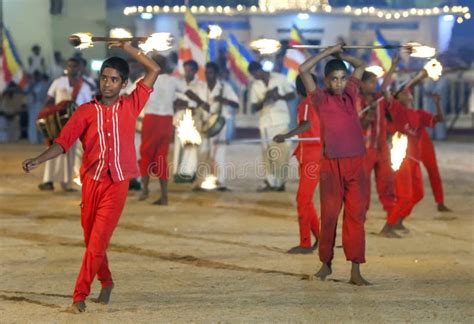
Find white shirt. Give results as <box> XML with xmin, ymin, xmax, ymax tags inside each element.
<box><xmin>250</xmin><ymin>72</ymin><xmax>293</xmax><ymax>128</ymax></box>
<box><xmin>28</xmin><ymin>54</ymin><xmax>44</xmax><ymax>74</ymax></box>
<box><xmin>144</xmin><ymin>74</ymin><xmax>186</xmax><ymax>116</ymax></box>
<box><xmin>204</xmin><ymin>80</ymin><xmax>239</xmax><ymax>119</ymax></box>
<box><xmin>176</xmin><ymin>77</ymin><xmax>207</xmax><ymax>109</ymax></box>
<box><xmin>47</xmin><ymin>76</ymin><xmax>93</xmax><ymax>106</ymax></box>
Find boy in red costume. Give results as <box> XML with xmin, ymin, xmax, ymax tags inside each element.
<box><xmin>358</xmin><ymin>55</ymin><xmax>400</xmax><ymax>216</ymax></box>
<box><xmin>380</xmin><ymin>69</ymin><xmax>445</xmax><ymax>237</ymax></box>
<box><xmin>299</xmin><ymin>44</ymin><xmax>370</xmax><ymax>285</ymax></box>
<box><xmin>274</xmin><ymin>75</ymin><xmax>321</xmax><ymax>254</ymax></box>
<box><xmin>419</xmin><ymin>96</ymin><xmax>452</xmax><ymax>213</ymax></box>
<box><xmin>22</xmin><ymin>42</ymin><xmax>160</xmax><ymax>312</ymax></box>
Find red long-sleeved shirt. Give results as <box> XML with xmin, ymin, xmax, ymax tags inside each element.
<box><xmin>54</xmin><ymin>80</ymin><xmax>153</xmax><ymax>182</ymax></box>
<box><xmin>386</xmin><ymin>98</ymin><xmax>435</xmax><ymax>161</ymax></box>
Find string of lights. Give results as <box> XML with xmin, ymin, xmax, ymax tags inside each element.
<box><xmin>123</xmin><ymin>4</ymin><xmax>470</xmax><ymax>24</ymax></box>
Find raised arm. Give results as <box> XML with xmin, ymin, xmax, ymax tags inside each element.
<box><xmin>298</xmin><ymin>44</ymin><xmax>343</xmax><ymax>93</ymax></box>
<box><xmin>337</xmin><ymin>52</ymin><xmax>366</xmax><ymax>80</ymax></box>
<box><xmin>432</xmin><ymin>92</ymin><xmax>445</xmax><ymax>122</ymax></box>
<box><xmin>381</xmin><ymin>53</ymin><xmax>400</xmax><ymax>102</ymax></box>
<box><xmin>381</xmin><ymin>53</ymin><xmax>400</xmax><ymax>93</ymax></box>
<box><xmin>109</xmin><ymin>42</ymin><xmax>160</xmax><ymax>88</ymax></box>
<box><xmin>404</xmin><ymin>68</ymin><xmax>428</xmax><ymax>92</ymax></box>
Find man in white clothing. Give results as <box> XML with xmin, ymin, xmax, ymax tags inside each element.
<box><xmin>38</xmin><ymin>57</ymin><xmax>93</xmax><ymax>191</ymax></box>
<box><xmin>193</xmin><ymin>62</ymin><xmax>239</xmax><ymax>190</ymax></box>
<box><xmin>173</xmin><ymin>60</ymin><xmax>208</xmax><ymax>183</ymax></box>
<box><xmin>248</xmin><ymin>61</ymin><xmax>295</xmax><ymax>192</ymax></box>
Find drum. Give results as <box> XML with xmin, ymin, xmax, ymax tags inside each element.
<box><xmin>202</xmin><ymin>113</ymin><xmax>226</xmax><ymax>138</ymax></box>
<box><xmin>36</xmin><ymin>100</ymin><xmax>77</xmax><ymax>143</ymax></box>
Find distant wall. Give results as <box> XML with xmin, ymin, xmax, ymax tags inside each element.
<box><xmin>2</xmin><ymin>0</ymin><xmax>106</xmax><ymax>72</ymax></box>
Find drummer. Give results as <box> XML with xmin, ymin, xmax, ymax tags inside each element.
<box><xmin>172</xmin><ymin>60</ymin><xmax>207</xmax><ymax>183</ymax></box>
<box><xmin>38</xmin><ymin>57</ymin><xmax>93</xmax><ymax>192</ymax></box>
<box><xmin>193</xmin><ymin>62</ymin><xmax>239</xmax><ymax>191</ymax></box>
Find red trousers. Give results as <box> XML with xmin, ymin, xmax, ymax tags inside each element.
<box><xmin>296</xmin><ymin>157</ymin><xmax>320</xmax><ymax>248</ymax></box>
<box><xmin>73</xmin><ymin>174</ymin><xmax>129</xmax><ymax>302</ymax></box>
<box><xmin>363</xmin><ymin>146</ymin><xmax>396</xmax><ymax>213</ymax></box>
<box><xmin>319</xmin><ymin>156</ymin><xmax>367</xmax><ymax>264</ymax></box>
<box><xmin>140</xmin><ymin>114</ymin><xmax>173</xmax><ymax>180</ymax></box>
<box><xmin>387</xmin><ymin>158</ymin><xmax>424</xmax><ymax>225</ymax></box>
<box><xmin>420</xmin><ymin>130</ymin><xmax>444</xmax><ymax>204</ymax></box>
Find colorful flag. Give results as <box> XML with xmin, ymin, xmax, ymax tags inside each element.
<box><xmin>283</xmin><ymin>24</ymin><xmax>308</xmax><ymax>82</ymax></box>
<box><xmin>1</xmin><ymin>27</ymin><xmax>27</xmax><ymax>92</ymax></box>
<box><xmin>179</xmin><ymin>10</ymin><xmax>208</xmax><ymax>80</ymax></box>
<box><xmin>370</xmin><ymin>30</ymin><xmax>393</xmax><ymax>71</ymax></box>
<box><xmin>227</xmin><ymin>33</ymin><xmax>254</xmax><ymax>87</ymax></box>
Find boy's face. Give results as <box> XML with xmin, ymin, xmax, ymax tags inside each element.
<box><xmin>99</xmin><ymin>67</ymin><xmax>127</xmax><ymax>99</ymax></box>
<box><xmin>397</xmin><ymin>91</ymin><xmax>413</xmax><ymax>108</ymax></box>
<box><xmin>324</xmin><ymin>70</ymin><xmax>348</xmax><ymax>95</ymax></box>
<box><xmin>361</xmin><ymin>77</ymin><xmax>377</xmax><ymax>95</ymax></box>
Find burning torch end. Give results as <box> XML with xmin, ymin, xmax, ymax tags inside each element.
<box><xmin>68</xmin><ymin>35</ymin><xmax>82</xmax><ymax>47</ymax></box>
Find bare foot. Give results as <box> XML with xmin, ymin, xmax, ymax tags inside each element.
<box><xmin>91</xmin><ymin>284</ymin><xmax>114</xmax><ymax>305</ymax></box>
<box><xmin>437</xmin><ymin>203</ymin><xmax>452</xmax><ymax>212</ymax></box>
<box><xmin>315</xmin><ymin>263</ymin><xmax>332</xmax><ymax>281</ymax></box>
<box><xmin>138</xmin><ymin>190</ymin><xmax>149</xmax><ymax>201</ymax></box>
<box><xmin>350</xmin><ymin>263</ymin><xmax>371</xmax><ymax>286</ymax></box>
<box><xmin>152</xmin><ymin>197</ymin><xmax>168</xmax><ymax>206</ymax></box>
<box><xmin>394</xmin><ymin>219</ymin><xmax>410</xmax><ymax>234</ymax></box>
<box><xmin>68</xmin><ymin>300</ymin><xmax>86</xmax><ymax>313</ymax></box>
<box><xmin>379</xmin><ymin>223</ymin><xmax>401</xmax><ymax>238</ymax></box>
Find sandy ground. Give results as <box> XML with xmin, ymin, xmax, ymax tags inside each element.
<box><xmin>0</xmin><ymin>140</ymin><xmax>473</xmax><ymax>323</ymax></box>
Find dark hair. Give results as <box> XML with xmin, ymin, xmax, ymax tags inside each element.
<box><xmin>362</xmin><ymin>71</ymin><xmax>377</xmax><ymax>82</ymax></box>
<box><xmin>205</xmin><ymin>61</ymin><xmax>219</xmax><ymax>74</ymax></box>
<box><xmin>296</xmin><ymin>74</ymin><xmax>317</xmax><ymax>97</ymax></box>
<box><xmin>324</xmin><ymin>59</ymin><xmax>348</xmax><ymax>77</ymax></box>
<box><xmin>152</xmin><ymin>54</ymin><xmax>167</xmax><ymax>71</ymax></box>
<box><xmin>183</xmin><ymin>59</ymin><xmax>199</xmax><ymax>72</ymax></box>
<box><xmin>67</xmin><ymin>57</ymin><xmax>81</xmax><ymax>65</ymax></box>
<box><xmin>247</xmin><ymin>61</ymin><xmax>262</xmax><ymax>73</ymax></box>
<box><xmin>100</xmin><ymin>57</ymin><xmax>129</xmax><ymax>81</ymax></box>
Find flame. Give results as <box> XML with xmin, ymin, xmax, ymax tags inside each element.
<box><xmin>207</xmin><ymin>25</ymin><xmax>223</xmax><ymax>39</ymax></box>
<box><xmin>407</xmin><ymin>42</ymin><xmax>436</xmax><ymax>58</ymax></box>
<box><xmin>365</xmin><ymin>65</ymin><xmax>385</xmax><ymax>78</ymax></box>
<box><xmin>423</xmin><ymin>58</ymin><xmax>443</xmax><ymax>81</ymax></box>
<box><xmin>72</xmin><ymin>32</ymin><xmax>93</xmax><ymax>49</ymax></box>
<box><xmin>109</xmin><ymin>28</ymin><xmax>133</xmax><ymax>38</ymax></box>
<box><xmin>138</xmin><ymin>33</ymin><xmax>173</xmax><ymax>53</ymax></box>
<box><xmin>177</xmin><ymin>109</ymin><xmax>202</xmax><ymax>145</ymax></box>
<box><xmin>391</xmin><ymin>132</ymin><xmax>408</xmax><ymax>171</ymax></box>
<box><xmin>249</xmin><ymin>38</ymin><xmax>281</xmax><ymax>55</ymax></box>
<box><xmin>201</xmin><ymin>175</ymin><xmax>218</xmax><ymax>190</ymax></box>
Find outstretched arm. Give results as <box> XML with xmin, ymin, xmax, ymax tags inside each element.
<box><xmin>22</xmin><ymin>143</ymin><xmax>65</xmax><ymax>173</ymax></box>
<box><xmin>109</xmin><ymin>42</ymin><xmax>160</xmax><ymax>88</ymax></box>
<box><xmin>273</xmin><ymin>121</ymin><xmax>311</xmax><ymax>142</ymax></box>
<box><xmin>298</xmin><ymin>44</ymin><xmax>343</xmax><ymax>93</ymax></box>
